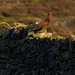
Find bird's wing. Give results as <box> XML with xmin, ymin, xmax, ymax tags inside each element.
<box><xmin>33</xmin><ymin>21</ymin><xmax>49</xmax><ymax>30</ymax></box>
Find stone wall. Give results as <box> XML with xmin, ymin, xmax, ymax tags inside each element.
<box><xmin>0</xmin><ymin>28</ymin><xmax>75</xmax><ymax>75</ymax></box>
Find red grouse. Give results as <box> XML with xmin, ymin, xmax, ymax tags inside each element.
<box><xmin>33</xmin><ymin>12</ymin><xmax>51</xmax><ymax>32</ymax></box>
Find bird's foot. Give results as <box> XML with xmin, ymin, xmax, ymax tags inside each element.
<box><xmin>43</xmin><ymin>29</ymin><xmax>47</xmax><ymax>33</ymax></box>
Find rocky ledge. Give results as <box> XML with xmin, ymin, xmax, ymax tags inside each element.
<box><xmin>0</xmin><ymin>27</ymin><xmax>75</xmax><ymax>75</ymax></box>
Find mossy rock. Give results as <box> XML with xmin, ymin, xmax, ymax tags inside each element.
<box><xmin>62</xmin><ymin>51</ymin><xmax>69</xmax><ymax>60</ymax></box>
<box><xmin>0</xmin><ymin>22</ymin><xmax>11</xmax><ymax>34</ymax></box>
<box><xmin>70</xmin><ymin>35</ymin><xmax>75</xmax><ymax>40</ymax></box>
<box><xmin>28</xmin><ymin>29</ymin><xmax>53</xmax><ymax>38</ymax></box>
<box><xmin>15</xmin><ymin>23</ymin><xmax>28</xmax><ymax>31</ymax></box>
<box><xmin>50</xmin><ymin>35</ymin><xmax>64</xmax><ymax>40</ymax></box>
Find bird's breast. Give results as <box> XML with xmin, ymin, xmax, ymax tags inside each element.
<box><xmin>41</xmin><ymin>22</ymin><xmax>50</xmax><ymax>28</ymax></box>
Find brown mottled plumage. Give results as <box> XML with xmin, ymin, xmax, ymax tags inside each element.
<box><xmin>33</xmin><ymin>12</ymin><xmax>51</xmax><ymax>31</ymax></box>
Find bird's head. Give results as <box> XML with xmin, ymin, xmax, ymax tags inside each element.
<box><xmin>47</xmin><ymin>12</ymin><xmax>51</xmax><ymax>18</ymax></box>
<box><xmin>45</xmin><ymin>12</ymin><xmax>51</xmax><ymax>22</ymax></box>
<box><xmin>49</xmin><ymin>12</ymin><xmax>51</xmax><ymax>14</ymax></box>
<box><xmin>48</xmin><ymin>12</ymin><xmax>51</xmax><ymax>16</ymax></box>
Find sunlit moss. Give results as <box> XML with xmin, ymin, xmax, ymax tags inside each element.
<box><xmin>0</xmin><ymin>22</ymin><xmax>11</xmax><ymax>34</ymax></box>
<box><xmin>0</xmin><ymin>22</ymin><xmax>11</xmax><ymax>28</ymax></box>
<box><xmin>15</xmin><ymin>23</ymin><xmax>28</xmax><ymax>31</ymax></box>
<box><xmin>50</xmin><ymin>35</ymin><xmax>64</xmax><ymax>40</ymax></box>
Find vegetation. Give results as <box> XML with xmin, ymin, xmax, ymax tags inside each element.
<box><xmin>0</xmin><ymin>22</ymin><xmax>11</xmax><ymax>34</ymax></box>
<box><xmin>0</xmin><ymin>1</ymin><xmax>75</xmax><ymax>75</ymax></box>
<box><xmin>0</xmin><ymin>20</ymin><xmax>75</xmax><ymax>40</ymax></box>
<box><xmin>0</xmin><ymin>0</ymin><xmax>75</xmax><ymax>38</ymax></box>
<box><xmin>0</xmin><ymin>0</ymin><xmax>75</xmax><ymax>24</ymax></box>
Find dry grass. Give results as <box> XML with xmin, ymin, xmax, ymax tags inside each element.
<box><xmin>0</xmin><ymin>0</ymin><xmax>75</xmax><ymax>23</ymax></box>
<box><xmin>0</xmin><ymin>22</ymin><xmax>11</xmax><ymax>34</ymax></box>
<box><xmin>0</xmin><ymin>0</ymin><xmax>75</xmax><ymax>36</ymax></box>
<box><xmin>47</xmin><ymin>19</ymin><xmax>75</xmax><ymax>36</ymax></box>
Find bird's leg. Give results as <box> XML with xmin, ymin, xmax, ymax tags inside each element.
<box><xmin>44</xmin><ymin>28</ymin><xmax>47</xmax><ymax>33</ymax></box>
<box><xmin>45</xmin><ymin>28</ymin><xmax>47</xmax><ymax>33</ymax></box>
<box><xmin>42</xmin><ymin>28</ymin><xmax>47</xmax><ymax>33</ymax></box>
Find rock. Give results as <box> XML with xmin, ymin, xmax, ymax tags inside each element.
<box><xmin>0</xmin><ymin>34</ymin><xmax>3</xmax><ymax>40</ymax></box>
<box><xmin>10</xmin><ymin>28</ymin><xmax>16</xmax><ymax>39</ymax></box>
<box><xmin>0</xmin><ymin>27</ymin><xmax>74</xmax><ymax>75</ymax></box>
<box><xmin>62</xmin><ymin>51</ymin><xmax>69</xmax><ymax>60</ymax></box>
<box><xmin>70</xmin><ymin>58</ymin><xmax>75</xmax><ymax>75</ymax></box>
<box><xmin>4</xmin><ymin>39</ymin><xmax>10</xmax><ymax>47</ymax></box>
<box><xmin>10</xmin><ymin>28</ymin><xmax>15</xmax><ymax>34</ymax></box>
<box><xmin>11</xmin><ymin>31</ymin><xmax>18</xmax><ymax>40</ymax></box>
<box><xmin>11</xmin><ymin>27</ymin><xmax>28</xmax><ymax>40</ymax></box>
<box><xmin>2</xmin><ymin>29</ymin><xmax>10</xmax><ymax>39</ymax></box>
<box><xmin>21</xmin><ymin>72</ymin><xmax>25</xmax><ymax>75</ymax></box>
<box><xmin>2</xmin><ymin>28</ymin><xmax>16</xmax><ymax>39</ymax></box>
<box><xmin>19</xmin><ymin>27</ymin><xmax>28</xmax><ymax>39</ymax></box>
<box><xmin>10</xmin><ymin>40</ymin><xmax>17</xmax><ymax>47</ymax></box>
<box><xmin>0</xmin><ymin>41</ymin><xmax>2</xmax><ymax>51</ymax></box>
<box><xmin>71</xmin><ymin>58</ymin><xmax>75</xmax><ymax>65</ymax></box>
<box><xmin>19</xmin><ymin>38</ymin><xmax>25</xmax><ymax>44</ymax></box>
<box><xmin>48</xmin><ymin>57</ymin><xmax>56</xmax><ymax>68</ymax></box>
<box><xmin>15</xmin><ymin>68</ymin><xmax>24</xmax><ymax>74</ymax></box>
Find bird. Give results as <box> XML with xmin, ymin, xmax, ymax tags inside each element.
<box><xmin>33</xmin><ymin>12</ymin><xmax>51</xmax><ymax>32</ymax></box>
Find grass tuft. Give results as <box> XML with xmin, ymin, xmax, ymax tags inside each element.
<box><xmin>0</xmin><ymin>22</ymin><xmax>11</xmax><ymax>34</ymax></box>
